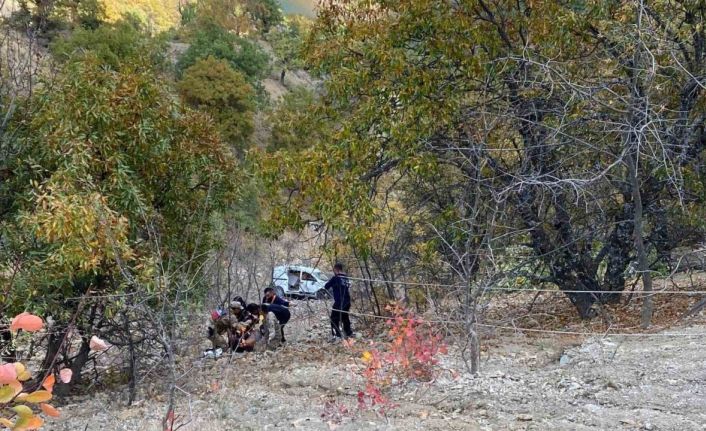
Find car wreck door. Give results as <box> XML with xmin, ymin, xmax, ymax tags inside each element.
<box><xmin>300</xmin><ymin>271</ymin><xmax>318</xmax><ymax>295</ymax></box>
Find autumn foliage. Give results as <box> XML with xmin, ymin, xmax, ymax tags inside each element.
<box><xmin>355</xmin><ymin>305</ymin><xmax>448</xmax><ymax>413</ymax></box>
<box><xmin>1</xmin><ymin>314</ymin><xmax>56</xmax><ymax>430</ymax></box>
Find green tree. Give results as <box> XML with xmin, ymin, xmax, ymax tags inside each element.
<box><xmin>50</xmin><ymin>18</ymin><xmax>167</xmax><ymax>71</ymax></box>
<box><xmin>267</xmin><ymin>86</ymin><xmax>320</xmax><ymax>152</ymax></box>
<box><xmin>176</xmin><ymin>22</ymin><xmax>270</xmax><ymax>82</ymax></box>
<box><xmin>0</xmin><ymin>56</ymin><xmax>238</xmax><ymax>380</ymax></box>
<box><xmin>258</xmin><ymin>0</ymin><xmax>706</xmax><ymax>322</ymax></box>
<box><xmin>11</xmin><ymin>0</ymin><xmax>105</xmax><ymax>34</ymax></box>
<box><xmin>188</xmin><ymin>0</ymin><xmax>253</xmax><ymax>35</ymax></box>
<box><xmin>177</xmin><ymin>56</ymin><xmax>256</xmax><ymax>156</ymax></box>
<box><xmin>246</xmin><ymin>0</ymin><xmax>283</xmax><ymax>32</ymax></box>
<box><xmin>102</xmin><ymin>0</ymin><xmax>182</xmax><ymax>31</ymax></box>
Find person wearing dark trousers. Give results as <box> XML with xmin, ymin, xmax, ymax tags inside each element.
<box><xmin>263</xmin><ymin>286</ymin><xmax>291</xmax><ymax>341</ymax></box>
<box><xmin>261</xmin><ymin>303</ymin><xmax>290</xmax><ymax>342</ymax></box>
<box><xmin>324</xmin><ymin>262</ymin><xmax>353</xmax><ymax>341</ymax></box>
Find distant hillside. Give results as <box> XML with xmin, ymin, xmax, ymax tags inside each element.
<box><xmin>103</xmin><ymin>0</ymin><xmax>181</xmax><ymax>31</ymax></box>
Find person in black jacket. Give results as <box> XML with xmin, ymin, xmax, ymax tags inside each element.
<box><xmin>263</xmin><ymin>286</ymin><xmax>291</xmax><ymax>342</ymax></box>
<box><xmin>263</xmin><ymin>303</ymin><xmax>291</xmax><ymax>342</ymax></box>
<box><xmin>324</xmin><ymin>262</ymin><xmax>353</xmax><ymax>340</ymax></box>
<box><xmin>263</xmin><ymin>286</ymin><xmax>290</xmax><ymax>307</ymax></box>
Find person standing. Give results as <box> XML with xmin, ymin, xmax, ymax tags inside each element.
<box><xmin>324</xmin><ymin>262</ymin><xmax>353</xmax><ymax>341</ymax></box>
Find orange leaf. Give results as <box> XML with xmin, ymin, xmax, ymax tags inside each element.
<box><xmin>21</xmin><ymin>390</ymin><xmax>52</xmax><ymax>403</ymax></box>
<box><xmin>89</xmin><ymin>336</ymin><xmax>109</xmax><ymax>352</ymax></box>
<box><xmin>0</xmin><ymin>364</ymin><xmax>16</xmax><ymax>385</ymax></box>
<box><xmin>25</xmin><ymin>416</ymin><xmax>44</xmax><ymax>430</ymax></box>
<box><xmin>10</xmin><ymin>313</ymin><xmax>44</xmax><ymax>333</ymax></box>
<box><xmin>40</xmin><ymin>403</ymin><xmax>60</xmax><ymax>418</ymax></box>
<box><xmin>58</xmin><ymin>369</ymin><xmax>72</xmax><ymax>384</ymax></box>
<box><xmin>42</xmin><ymin>375</ymin><xmax>55</xmax><ymax>393</ymax></box>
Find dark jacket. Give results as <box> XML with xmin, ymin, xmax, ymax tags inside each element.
<box><xmin>262</xmin><ymin>303</ymin><xmax>290</xmax><ymax>325</ymax></box>
<box><xmin>324</xmin><ymin>273</ymin><xmax>351</xmax><ymax>306</ymax></box>
<box><xmin>263</xmin><ymin>295</ymin><xmax>289</xmax><ymax>308</ymax></box>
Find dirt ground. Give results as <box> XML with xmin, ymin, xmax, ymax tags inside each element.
<box><xmin>44</xmin><ymin>295</ymin><xmax>706</xmax><ymax>431</ymax></box>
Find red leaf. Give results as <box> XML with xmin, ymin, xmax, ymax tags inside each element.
<box><xmin>0</xmin><ymin>363</ymin><xmax>17</xmax><ymax>384</ymax></box>
<box><xmin>10</xmin><ymin>312</ymin><xmax>44</xmax><ymax>332</ymax></box>
<box><xmin>59</xmin><ymin>369</ymin><xmax>72</xmax><ymax>384</ymax></box>
<box><xmin>89</xmin><ymin>336</ymin><xmax>109</xmax><ymax>351</ymax></box>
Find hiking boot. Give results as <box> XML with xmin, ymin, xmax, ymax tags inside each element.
<box><xmin>329</xmin><ymin>336</ymin><xmax>342</xmax><ymax>344</ymax></box>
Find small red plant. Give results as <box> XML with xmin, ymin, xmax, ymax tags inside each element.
<box><xmin>321</xmin><ymin>397</ymin><xmax>352</xmax><ymax>425</ymax></box>
<box><xmin>355</xmin><ymin>304</ymin><xmax>448</xmax><ymax>414</ymax></box>
<box><xmin>1</xmin><ymin>313</ymin><xmax>60</xmax><ymax>430</ymax></box>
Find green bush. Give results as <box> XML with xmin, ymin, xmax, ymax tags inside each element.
<box><xmin>1</xmin><ymin>53</ymin><xmax>239</xmax><ymax>316</ymax></box>
<box><xmin>177</xmin><ymin>56</ymin><xmax>256</xmax><ymax>156</ymax></box>
<box><xmin>268</xmin><ymin>86</ymin><xmax>321</xmax><ymax>151</ymax></box>
<box><xmin>50</xmin><ymin>18</ymin><xmax>167</xmax><ymax>71</ymax></box>
<box><xmin>247</xmin><ymin>0</ymin><xmax>283</xmax><ymax>32</ymax></box>
<box><xmin>9</xmin><ymin>0</ymin><xmax>105</xmax><ymax>37</ymax></box>
<box><xmin>176</xmin><ymin>22</ymin><xmax>270</xmax><ymax>82</ymax></box>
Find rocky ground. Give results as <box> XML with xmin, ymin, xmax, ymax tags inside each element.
<box><xmin>45</xmin><ymin>298</ymin><xmax>706</xmax><ymax>431</ymax></box>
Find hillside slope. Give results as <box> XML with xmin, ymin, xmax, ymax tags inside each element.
<box><xmin>47</xmin><ymin>300</ymin><xmax>706</xmax><ymax>431</ymax></box>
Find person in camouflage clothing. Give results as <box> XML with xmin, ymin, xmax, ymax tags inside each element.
<box><xmin>207</xmin><ymin>301</ymin><xmax>255</xmax><ymax>351</ymax></box>
<box><xmin>242</xmin><ymin>303</ymin><xmax>282</xmax><ymax>352</ymax></box>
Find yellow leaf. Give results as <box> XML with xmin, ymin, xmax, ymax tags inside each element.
<box><xmin>20</xmin><ymin>390</ymin><xmax>52</xmax><ymax>404</ymax></box>
<box><xmin>12</xmin><ymin>415</ymin><xmax>29</xmax><ymax>430</ymax></box>
<box><xmin>0</xmin><ymin>381</ymin><xmax>22</xmax><ymax>403</ymax></box>
<box><xmin>13</xmin><ymin>364</ymin><xmax>31</xmax><ymax>382</ymax></box>
<box><xmin>11</xmin><ymin>405</ymin><xmax>32</xmax><ymax>418</ymax></box>
<box><xmin>0</xmin><ymin>418</ymin><xmax>13</xmax><ymax>429</ymax></box>
<box><xmin>361</xmin><ymin>351</ymin><xmax>373</xmax><ymax>363</ymax></box>
<box><xmin>0</xmin><ymin>386</ymin><xmax>15</xmax><ymax>404</ymax></box>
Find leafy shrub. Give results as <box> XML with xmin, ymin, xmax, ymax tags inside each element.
<box><xmin>267</xmin><ymin>86</ymin><xmax>320</xmax><ymax>151</ymax></box>
<box><xmin>1</xmin><ymin>56</ymin><xmax>238</xmax><ymax>377</ymax></box>
<box><xmin>247</xmin><ymin>0</ymin><xmax>283</xmax><ymax>32</ymax></box>
<box><xmin>355</xmin><ymin>304</ymin><xmax>448</xmax><ymax>413</ymax></box>
<box><xmin>176</xmin><ymin>22</ymin><xmax>270</xmax><ymax>82</ymax></box>
<box><xmin>50</xmin><ymin>18</ymin><xmax>168</xmax><ymax>71</ymax></box>
<box><xmin>1</xmin><ymin>313</ymin><xmax>62</xmax><ymax>430</ymax></box>
<box><xmin>266</xmin><ymin>14</ymin><xmax>311</xmax><ymax>73</ymax></box>
<box><xmin>9</xmin><ymin>0</ymin><xmax>105</xmax><ymax>36</ymax></box>
<box><xmin>177</xmin><ymin>56</ymin><xmax>256</xmax><ymax>155</ymax></box>
<box><xmin>102</xmin><ymin>0</ymin><xmax>182</xmax><ymax>31</ymax></box>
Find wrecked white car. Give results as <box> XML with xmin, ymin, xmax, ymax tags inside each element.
<box><xmin>271</xmin><ymin>265</ymin><xmax>331</xmax><ymax>299</ymax></box>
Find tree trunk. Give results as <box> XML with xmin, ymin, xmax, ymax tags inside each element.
<box><xmin>630</xmin><ymin>0</ymin><xmax>654</xmax><ymax>329</ymax></box>
<box><xmin>627</xmin><ymin>152</ymin><xmax>653</xmax><ymax>328</ymax></box>
<box><xmin>55</xmin><ymin>338</ymin><xmax>90</xmax><ymax>396</ymax></box>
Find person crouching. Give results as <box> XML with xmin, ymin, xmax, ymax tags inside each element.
<box><xmin>207</xmin><ymin>309</ymin><xmax>229</xmax><ymax>351</ymax></box>
<box><xmin>240</xmin><ymin>303</ymin><xmax>282</xmax><ymax>352</ymax></box>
